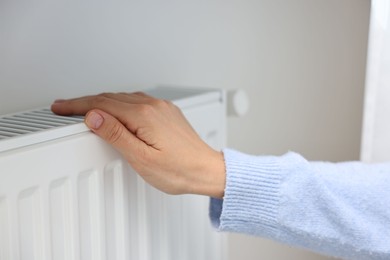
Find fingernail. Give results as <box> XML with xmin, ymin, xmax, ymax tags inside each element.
<box><xmin>86</xmin><ymin>111</ymin><xmax>104</xmax><ymax>129</ymax></box>
<box><xmin>54</xmin><ymin>99</ymin><xmax>66</xmax><ymax>103</ymax></box>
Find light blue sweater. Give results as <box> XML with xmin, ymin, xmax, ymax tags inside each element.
<box><xmin>210</xmin><ymin>149</ymin><xmax>390</xmax><ymax>260</ymax></box>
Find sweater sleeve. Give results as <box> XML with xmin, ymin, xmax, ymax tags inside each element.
<box><xmin>209</xmin><ymin>148</ymin><xmax>390</xmax><ymax>260</ymax></box>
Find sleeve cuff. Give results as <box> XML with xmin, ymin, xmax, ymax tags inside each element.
<box><xmin>209</xmin><ymin>197</ymin><xmax>223</xmax><ymax>228</ymax></box>
<box><xmin>210</xmin><ymin>148</ymin><xmax>298</xmax><ymax>238</ymax></box>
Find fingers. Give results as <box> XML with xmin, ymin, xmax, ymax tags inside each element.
<box><xmin>51</xmin><ymin>92</ymin><xmax>157</xmax><ymax>116</ymax></box>
<box><xmin>51</xmin><ymin>99</ymin><xmax>89</xmax><ymax>116</ymax></box>
<box><xmin>52</xmin><ymin>95</ymin><xmax>123</xmax><ymax>116</ymax></box>
<box><xmin>84</xmin><ymin>109</ymin><xmax>150</xmax><ymax>159</ymax></box>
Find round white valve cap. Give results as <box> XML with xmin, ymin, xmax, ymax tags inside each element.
<box><xmin>227</xmin><ymin>89</ymin><xmax>249</xmax><ymax>117</ymax></box>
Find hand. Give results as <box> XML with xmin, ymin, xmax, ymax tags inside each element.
<box><xmin>51</xmin><ymin>92</ymin><xmax>226</xmax><ymax>198</ymax></box>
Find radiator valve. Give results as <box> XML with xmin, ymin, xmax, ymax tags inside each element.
<box><xmin>227</xmin><ymin>89</ymin><xmax>249</xmax><ymax>117</ymax></box>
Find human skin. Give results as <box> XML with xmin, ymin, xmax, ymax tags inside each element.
<box><xmin>51</xmin><ymin>92</ymin><xmax>226</xmax><ymax>198</ymax></box>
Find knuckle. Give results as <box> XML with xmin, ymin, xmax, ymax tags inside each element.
<box><xmin>97</xmin><ymin>92</ymin><xmax>114</xmax><ymax>98</ymax></box>
<box><xmin>151</xmin><ymin>99</ymin><xmax>170</xmax><ymax>109</ymax></box>
<box><xmin>132</xmin><ymin>91</ymin><xmax>155</xmax><ymax>100</ymax></box>
<box><xmin>136</xmin><ymin>103</ymin><xmax>155</xmax><ymax>117</ymax></box>
<box><xmin>132</xmin><ymin>91</ymin><xmax>146</xmax><ymax>96</ymax></box>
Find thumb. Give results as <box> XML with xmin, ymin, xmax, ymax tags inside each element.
<box><xmin>84</xmin><ymin>109</ymin><xmax>143</xmax><ymax>158</ymax></box>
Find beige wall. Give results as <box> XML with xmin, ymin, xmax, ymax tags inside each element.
<box><xmin>0</xmin><ymin>0</ymin><xmax>370</xmax><ymax>259</ymax></box>
<box><xmin>226</xmin><ymin>1</ymin><xmax>370</xmax><ymax>259</ymax></box>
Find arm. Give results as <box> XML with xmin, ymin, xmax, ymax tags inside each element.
<box><xmin>210</xmin><ymin>149</ymin><xmax>390</xmax><ymax>260</ymax></box>
<box><xmin>52</xmin><ymin>92</ymin><xmax>390</xmax><ymax>259</ymax></box>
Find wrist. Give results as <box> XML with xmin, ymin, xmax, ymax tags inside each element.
<box><xmin>188</xmin><ymin>149</ymin><xmax>226</xmax><ymax>199</ymax></box>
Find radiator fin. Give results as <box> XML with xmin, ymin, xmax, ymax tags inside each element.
<box><xmin>0</xmin><ymin>197</ymin><xmax>10</xmax><ymax>260</ymax></box>
<box><xmin>104</xmin><ymin>161</ymin><xmax>127</xmax><ymax>260</ymax></box>
<box><xmin>145</xmin><ymin>187</ymin><xmax>170</xmax><ymax>260</ymax></box>
<box><xmin>49</xmin><ymin>178</ymin><xmax>72</xmax><ymax>260</ymax></box>
<box><xmin>18</xmin><ymin>188</ymin><xmax>43</xmax><ymax>260</ymax></box>
<box><xmin>78</xmin><ymin>170</ymin><xmax>100</xmax><ymax>260</ymax></box>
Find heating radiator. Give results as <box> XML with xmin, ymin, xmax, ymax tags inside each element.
<box><xmin>0</xmin><ymin>87</ymin><xmax>227</xmax><ymax>260</ymax></box>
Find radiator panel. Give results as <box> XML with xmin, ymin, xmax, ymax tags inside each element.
<box><xmin>0</xmin><ymin>87</ymin><xmax>227</xmax><ymax>260</ymax></box>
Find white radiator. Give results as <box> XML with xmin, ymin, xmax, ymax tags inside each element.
<box><xmin>0</xmin><ymin>87</ymin><xmax>227</xmax><ymax>260</ymax></box>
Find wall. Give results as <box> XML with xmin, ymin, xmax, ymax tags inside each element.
<box><xmin>0</xmin><ymin>0</ymin><xmax>370</xmax><ymax>259</ymax></box>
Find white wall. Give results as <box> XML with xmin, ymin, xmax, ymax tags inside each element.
<box><xmin>0</xmin><ymin>0</ymin><xmax>370</xmax><ymax>259</ymax></box>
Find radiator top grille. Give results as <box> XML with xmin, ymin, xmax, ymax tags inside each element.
<box><xmin>0</xmin><ymin>109</ymin><xmax>84</xmax><ymax>139</ymax></box>
<box><xmin>0</xmin><ymin>108</ymin><xmax>88</xmax><ymax>153</ymax></box>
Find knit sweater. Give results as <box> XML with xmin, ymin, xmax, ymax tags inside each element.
<box><xmin>209</xmin><ymin>149</ymin><xmax>390</xmax><ymax>260</ymax></box>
